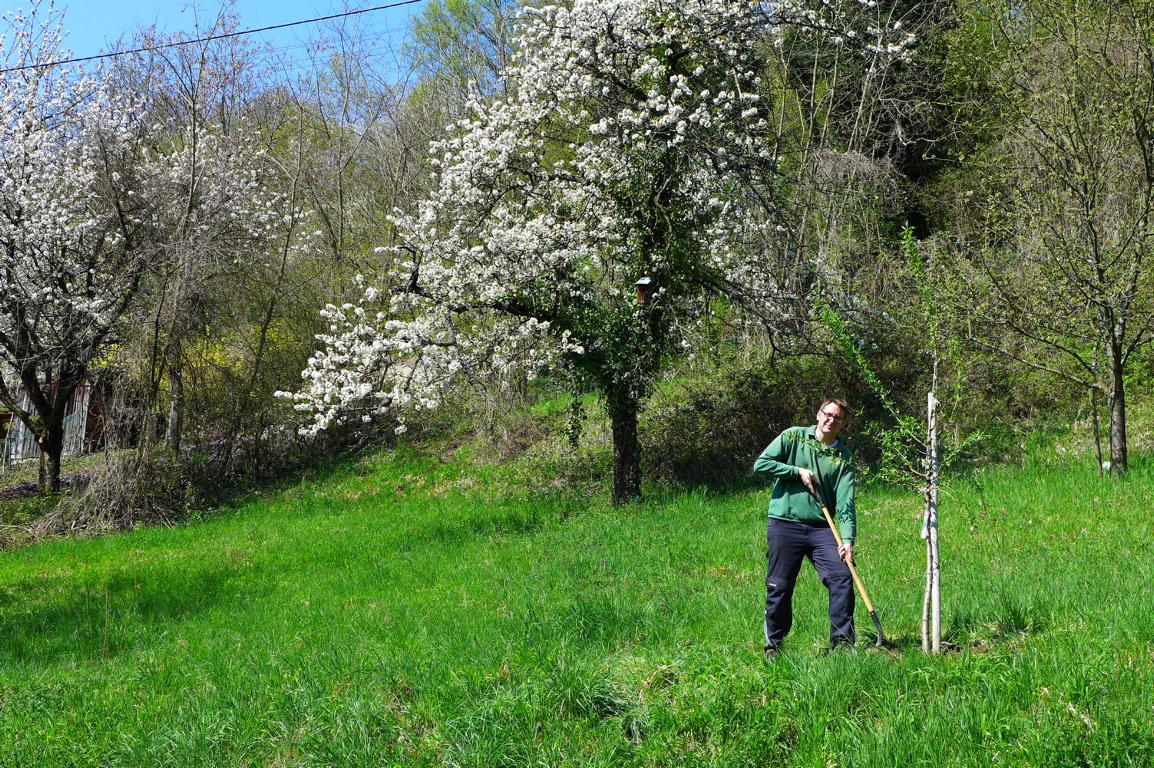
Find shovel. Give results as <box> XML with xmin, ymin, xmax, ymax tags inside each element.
<box><xmin>807</xmin><ymin>474</ymin><xmax>885</xmax><ymax>649</ymax></box>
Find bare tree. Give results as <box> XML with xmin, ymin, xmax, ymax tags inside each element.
<box><xmin>954</xmin><ymin>0</ymin><xmax>1154</xmax><ymax>474</ymax></box>
<box><xmin>109</xmin><ymin>4</ymin><xmax>273</xmax><ymax>457</ymax></box>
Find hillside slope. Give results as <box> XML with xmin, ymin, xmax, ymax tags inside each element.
<box><xmin>1</xmin><ymin>445</ymin><xmax>1152</xmax><ymax>767</ymax></box>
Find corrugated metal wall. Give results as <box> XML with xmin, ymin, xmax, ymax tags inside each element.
<box><xmin>1</xmin><ymin>385</ymin><xmax>92</xmax><ymax>466</ymax></box>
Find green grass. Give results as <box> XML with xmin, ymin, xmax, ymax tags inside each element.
<box><xmin>0</xmin><ymin>450</ymin><xmax>128</xmax><ymax>492</ymax></box>
<box><xmin>1</xmin><ymin>444</ymin><xmax>1152</xmax><ymax>767</ymax></box>
<box><xmin>0</xmin><ymin>451</ymin><xmax>134</xmax><ymax>546</ymax></box>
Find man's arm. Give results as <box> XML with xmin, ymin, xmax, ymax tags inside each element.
<box><xmin>753</xmin><ymin>430</ymin><xmax>799</xmax><ymax>479</ymax></box>
<box><xmin>755</xmin><ymin>430</ymin><xmax>822</xmax><ymax>496</ymax></box>
<box><xmin>835</xmin><ymin>462</ymin><xmax>856</xmax><ymax>561</ymax></box>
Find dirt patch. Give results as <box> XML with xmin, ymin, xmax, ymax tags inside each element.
<box><xmin>0</xmin><ymin>482</ymin><xmax>43</xmax><ymax>500</ymax></box>
<box><xmin>0</xmin><ymin>474</ymin><xmax>85</xmax><ymax>500</ymax></box>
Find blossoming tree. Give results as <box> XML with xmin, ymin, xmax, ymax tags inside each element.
<box><xmin>0</xmin><ymin>3</ymin><xmax>284</xmax><ymax>491</ymax></box>
<box><xmin>0</xmin><ymin>4</ymin><xmax>158</xmax><ymax>491</ymax></box>
<box><xmin>287</xmin><ymin>0</ymin><xmax>912</xmax><ymax>503</ymax></box>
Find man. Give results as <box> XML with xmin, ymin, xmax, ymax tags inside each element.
<box><xmin>754</xmin><ymin>397</ymin><xmax>856</xmax><ymax>656</ymax></box>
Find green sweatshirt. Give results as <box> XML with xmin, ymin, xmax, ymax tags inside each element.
<box><xmin>753</xmin><ymin>426</ymin><xmax>856</xmax><ymax>543</ymax></box>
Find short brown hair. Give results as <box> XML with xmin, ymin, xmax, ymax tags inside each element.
<box><xmin>819</xmin><ymin>397</ymin><xmax>850</xmax><ymax>420</ymax></box>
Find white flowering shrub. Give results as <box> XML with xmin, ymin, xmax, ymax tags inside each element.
<box><xmin>286</xmin><ymin>0</ymin><xmax>913</xmax><ymax>501</ymax></box>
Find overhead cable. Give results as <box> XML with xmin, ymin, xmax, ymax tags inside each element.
<box><xmin>0</xmin><ymin>0</ymin><xmax>426</xmax><ymax>75</ymax></box>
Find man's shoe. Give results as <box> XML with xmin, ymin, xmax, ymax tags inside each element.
<box><xmin>826</xmin><ymin>640</ymin><xmax>858</xmax><ymax>656</ymax></box>
<box><xmin>764</xmin><ymin>645</ymin><xmax>782</xmax><ymax>660</ymax></box>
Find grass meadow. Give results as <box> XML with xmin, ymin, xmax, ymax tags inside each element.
<box><xmin>1</xmin><ymin>442</ymin><xmax>1152</xmax><ymax>767</ymax></box>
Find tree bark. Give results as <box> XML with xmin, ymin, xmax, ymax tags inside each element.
<box><xmin>165</xmin><ymin>362</ymin><xmax>184</xmax><ymax>455</ymax></box>
<box><xmin>1107</xmin><ymin>338</ymin><xmax>1127</xmax><ymax>475</ymax></box>
<box><xmin>18</xmin><ymin>364</ymin><xmax>80</xmax><ymax>493</ymax></box>
<box><xmin>607</xmin><ymin>389</ymin><xmax>642</xmax><ymax>505</ymax></box>
<box><xmin>1090</xmin><ymin>387</ymin><xmax>1104</xmax><ymax>477</ymax></box>
<box><xmin>44</xmin><ymin>438</ymin><xmax>63</xmax><ymax>494</ymax></box>
<box><xmin>922</xmin><ymin>390</ymin><xmax>941</xmax><ymax>653</ymax></box>
<box><xmin>34</xmin><ymin>419</ymin><xmax>65</xmax><ymax>493</ymax></box>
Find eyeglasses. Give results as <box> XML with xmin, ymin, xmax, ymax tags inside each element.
<box><xmin>819</xmin><ymin>409</ymin><xmax>846</xmax><ymax>423</ymax></box>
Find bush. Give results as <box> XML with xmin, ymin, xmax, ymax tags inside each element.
<box><xmin>642</xmin><ymin>356</ymin><xmax>852</xmax><ymax>490</ymax></box>
<box><xmin>35</xmin><ymin>452</ymin><xmax>202</xmax><ymax>536</ymax></box>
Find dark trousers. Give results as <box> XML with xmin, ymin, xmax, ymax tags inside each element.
<box><xmin>764</xmin><ymin>517</ymin><xmax>856</xmax><ymax>649</ymax></box>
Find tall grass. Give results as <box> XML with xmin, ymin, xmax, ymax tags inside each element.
<box><xmin>1</xmin><ymin>445</ymin><xmax>1151</xmax><ymax>766</ymax></box>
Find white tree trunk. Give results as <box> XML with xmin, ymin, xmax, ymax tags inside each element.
<box><xmin>922</xmin><ymin>390</ymin><xmax>941</xmax><ymax>653</ymax></box>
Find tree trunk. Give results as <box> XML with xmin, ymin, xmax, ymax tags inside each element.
<box><xmin>165</xmin><ymin>362</ymin><xmax>184</xmax><ymax>455</ymax></box>
<box><xmin>46</xmin><ymin>443</ymin><xmax>62</xmax><ymax>494</ymax></box>
<box><xmin>607</xmin><ymin>390</ymin><xmax>641</xmax><ymax>505</ymax></box>
<box><xmin>19</xmin><ymin>365</ymin><xmax>78</xmax><ymax>494</ymax></box>
<box><xmin>40</xmin><ymin>393</ymin><xmax>68</xmax><ymax>493</ymax></box>
<box><xmin>1107</xmin><ymin>338</ymin><xmax>1127</xmax><ymax>475</ymax></box>
<box><xmin>921</xmin><ymin>390</ymin><xmax>941</xmax><ymax>653</ymax></box>
<box><xmin>39</xmin><ymin>428</ymin><xmax>64</xmax><ymax>493</ymax></box>
<box><xmin>38</xmin><ymin>442</ymin><xmax>47</xmax><ymax>491</ymax></box>
<box><xmin>1090</xmin><ymin>388</ymin><xmax>1104</xmax><ymax>477</ymax></box>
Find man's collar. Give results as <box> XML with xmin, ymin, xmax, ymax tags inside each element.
<box><xmin>809</xmin><ymin>426</ymin><xmax>840</xmax><ymax>449</ymax></box>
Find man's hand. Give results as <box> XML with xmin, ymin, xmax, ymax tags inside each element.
<box><xmin>839</xmin><ymin>542</ymin><xmax>854</xmax><ymax>564</ymax></box>
<box><xmin>798</xmin><ymin>467</ymin><xmax>818</xmax><ymax>497</ymax></box>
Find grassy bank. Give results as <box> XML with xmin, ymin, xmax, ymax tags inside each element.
<box><xmin>1</xmin><ymin>445</ymin><xmax>1152</xmax><ymax>766</ymax></box>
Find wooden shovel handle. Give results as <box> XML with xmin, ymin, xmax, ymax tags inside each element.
<box><xmin>819</xmin><ymin>504</ymin><xmax>877</xmax><ymax>615</ymax></box>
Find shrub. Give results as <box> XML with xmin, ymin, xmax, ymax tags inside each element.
<box><xmin>642</xmin><ymin>356</ymin><xmax>853</xmax><ymax>490</ymax></box>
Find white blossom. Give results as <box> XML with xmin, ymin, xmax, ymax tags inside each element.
<box><xmin>0</xmin><ymin>2</ymin><xmax>295</xmax><ymax>449</ymax></box>
<box><xmin>285</xmin><ymin>0</ymin><xmax>913</xmax><ymax>434</ymax></box>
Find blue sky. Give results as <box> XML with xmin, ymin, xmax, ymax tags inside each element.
<box><xmin>48</xmin><ymin>1</ymin><xmax>423</xmax><ymax>67</ymax></box>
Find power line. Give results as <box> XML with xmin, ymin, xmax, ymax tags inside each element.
<box><xmin>0</xmin><ymin>0</ymin><xmax>427</xmax><ymax>75</ymax></box>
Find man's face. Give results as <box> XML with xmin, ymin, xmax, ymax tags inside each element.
<box><xmin>815</xmin><ymin>403</ymin><xmax>848</xmax><ymax>440</ymax></box>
